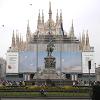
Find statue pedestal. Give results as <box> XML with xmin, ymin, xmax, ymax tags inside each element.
<box><xmin>34</xmin><ymin>54</ymin><xmax>65</xmax><ymax>80</ymax></box>
<box><xmin>44</xmin><ymin>55</ymin><xmax>56</xmax><ymax>69</ymax></box>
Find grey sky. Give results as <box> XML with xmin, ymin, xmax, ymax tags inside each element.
<box><xmin>0</xmin><ymin>0</ymin><xmax>100</xmax><ymax>65</ymax></box>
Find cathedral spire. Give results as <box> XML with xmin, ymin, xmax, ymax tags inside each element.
<box><xmin>48</xmin><ymin>1</ymin><xmax>52</xmax><ymax>20</ymax></box>
<box><xmin>11</xmin><ymin>30</ymin><xmax>15</xmax><ymax>48</ymax></box>
<box><xmin>69</xmin><ymin>20</ymin><xmax>74</xmax><ymax>38</ymax></box>
<box><xmin>42</xmin><ymin>9</ymin><xmax>44</xmax><ymax>24</ymax></box>
<box><xmin>15</xmin><ymin>30</ymin><xmax>20</xmax><ymax>51</ymax></box>
<box><xmin>38</xmin><ymin>9</ymin><xmax>41</xmax><ymax>23</ymax></box>
<box><xmin>37</xmin><ymin>9</ymin><xmax>41</xmax><ymax>29</ymax></box>
<box><xmin>82</xmin><ymin>30</ymin><xmax>85</xmax><ymax>51</ymax></box>
<box><xmin>86</xmin><ymin>30</ymin><xmax>89</xmax><ymax>45</ymax></box>
<box><xmin>72</xmin><ymin>20</ymin><xmax>73</xmax><ymax>28</ymax></box>
<box><xmin>27</xmin><ymin>20</ymin><xmax>30</xmax><ymax>34</ymax></box>
<box><xmin>79</xmin><ymin>33</ymin><xmax>82</xmax><ymax>50</ymax></box>
<box><xmin>20</xmin><ymin>34</ymin><xmax>21</xmax><ymax>44</ymax></box>
<box><xmin>56</xmin><ymin>9</ymin><xmax>59</xmax><ymax>23</ymax></box>
<box><xmin>60</xmin><ymin>9</ymin><xmax>62</xmax><ymax>23</ymax></box>
<box><xmin>19</xmin><ymin>34</ymin><xmax>22</xmax><ymax>50</ymax></box>
<box><xmin>12</xmin><ymin>30</ymin><xmax>15</xmax><ymax>39</ymax></box>
<box><xmin>26</xmin><ymin>20</ymin><xmax>31</xmax><ymax>43</ymax></box>
<box><xmin>85</xmin><ymin>30</ymin><xmax>90</xmax><ymax>51</ymax></box>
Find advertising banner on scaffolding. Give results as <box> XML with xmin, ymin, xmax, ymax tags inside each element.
<box><xmin>6</xmin><ymin>52</ymin><xmax>18</xmax><ymax>73</ymax></box>
<box><xmin>82</xmin><ymin>52</ymin><xmax>95</xmax><ymax>73</ymax></box>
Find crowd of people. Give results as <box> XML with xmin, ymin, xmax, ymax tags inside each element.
<box><xmin>72</xmin><ymin>80</ymin><xmax>100</xmax><ymax>86</ymax></box>
<box><xmin>0</xmin><ymin>79</ymin><xmax>26</xmax><ymax>86</ymax></box>
<box><xmin>0</xmin><ymin>78</ymin><xmax>100</xmax><ymax>87</ymax></box>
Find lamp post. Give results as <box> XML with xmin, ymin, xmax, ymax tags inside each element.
<box><xmin>95</xmin><ymin>63</ymin><xmax>96</xmax><ymax>73</ymax></box>
<box><xmin>88</xmin><ymin>60</ymin><xmax>91</xmax><ymax>87</ymax></box>
<box><xmin>88</xmin><ymin>60</ymin><xmax>91</xmax><ymax>100</ymax></box>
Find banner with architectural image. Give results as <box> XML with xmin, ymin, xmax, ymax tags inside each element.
<box><xmin>6</xmin><ymin>52</ymin><xmax>18</xmax><ymax>73</ymax></box>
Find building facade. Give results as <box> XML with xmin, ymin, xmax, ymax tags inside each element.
<box><xmin>6</xmin><ymin>2</ymin><xmax>95</xmax><ymax>82</ymax></box>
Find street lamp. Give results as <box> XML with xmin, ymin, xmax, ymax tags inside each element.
<box><xmin>95</xmin><ymin>63</ymin><xmax>96</xmax><ymax>71</ymax></box>
<box><xmin>88</xmin><ymin>60</ymin><xmax>91</xmax><ymax>86</ymax></box>
<box><xmin>88</xmin><ymin>60</ymin><xmax>91</xmax><ymax>100</ymax></box>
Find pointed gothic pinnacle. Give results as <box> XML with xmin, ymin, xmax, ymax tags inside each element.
<box><xmin>60</xmin><ymin>9</ymin><xmax>62</xmax><ymax>22</ymax></box>
<box><xmin>42</xmin><ymin>9</ymin><xmax>44</xmax><ymax>17</ymax></box>
<box><xmin>82</xmin><ymin>30</ymin><xmax>84</xmax><ymax>35</ymax></box>
<box><xmin>39</xmin><ymin>9</ymin><xmax>40</xmax><ymax>16</ymax></box>
<box><xmin>49</xmin><ymin>1</ymin><xmax>52</xmax><ymax>19</ymax></box>
<box><xmin>27</xmin><ymin>20</ymin><xmax>29</xmax><ymax>27</ymax></box>
<box><xmin>86</xmin><ymin>30</ymin><xmax>88</xmax><ymax>38</ymax></box>
<box><xmin>70</xmin><ymin>19</ymin><xmax>74</xmax><ymax>30</ymax></box>
<box><xmin>42</xmin><ymin>9</ymin><xmax>44</xmax><ymax>23</ymax></box>
<box><xmin>86</xmin><ymin>30</ymin><xmax>89</xmax><ymax>43</ymax></box>
<box><xmin>86</xmin><ymin>30</ymin><xmax>88</xmax><ymax>35</ymax></box>
<box><xmin>12</xmin><ymin>30</ymin><xmax>15</xmax><ymax>37</ymax></box>
<box><xmin>57</xmin><ymin>9</ymin><xmax>58</xmax><ymax>16</ymax></box>
<box><xmin>38</xmin><ymin>9</ymin><xmax>41</xmax><ymax>23</ymax></box>
<box><xmin>79</xmin><ymin>33</ymin><xmax>81</xmax><ymax>41</ymax></box>
<box><xmin>38</xmin><ymin>9</ymin><xmax>40</xmax><ymax>20</ymax></box>
<box><xmin>20</xmin><ymin>34</ymin><xmax>21</xmax><ymax>42</ymax></box>
<box><xmin>27</xmin><ymin>20</ymin><xmax>30</xmax><ymax>30</ymax></box>
<box><xmin>56</xmin><ymin>9</ymin><xmax>58</xmax><ymax>22</ymax></box>
<box><xmin>16</xmin><ymin>30</ymin><xmax>18</xmax><ymax>38</ymax></box>
<box><xmin>82</xmin><ymin>30</ymin><xmax>85</xmax><ymax>42</ymax></box>
<box><xmin>21</xmin><ymin>36</ymin><xmax>23</xmax><ymax>43</ymax></box>
<box><xmin>27</xmin><ymin>20</ymin><xmax>31</xmax><ymax>34</ymax></box>
<box><xmin>49</xmin><ymin>1</ymin><xmax>51</xmax><ymax>13</ymax></box>
<box><xmin>72</xmin><ymin>19</ymin><xmax>73</xmax><ymax>28</ymax></box>
<box><xmin>13</xmin><ymin>29</ymin><xmax>14</xmax><ymax>34</ymax></box>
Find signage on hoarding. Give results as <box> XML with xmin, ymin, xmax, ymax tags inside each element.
<box><xmin>82</xmin><ymin>52</ymin><xmax>95</xmax><ymax>73</ymax></box>
<box><xmin>6</xmin><ymin>52</ymin><xmax>18</xmax><ymax>73</ymax></box>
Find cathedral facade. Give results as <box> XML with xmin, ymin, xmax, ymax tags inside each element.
<box><xmin>6</xmin><ymin>2</ymin><xmax>95</xmax><ymax>82</ymax></box>
<box><xmin>9</xmin><ymin>2</ymin><xmax>91</xmax><ymax>53</ymax></box>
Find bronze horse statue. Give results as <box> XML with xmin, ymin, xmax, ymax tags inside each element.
<box><xmin>47</xmin><ymin>40</ymin><xmax>55</xmax><ymax>56</ymax></box>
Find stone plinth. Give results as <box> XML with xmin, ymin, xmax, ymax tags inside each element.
<box><xmin>44</xmin><ymin>55</ymin><xmax>56</xmax><ymax>69</ymax></box>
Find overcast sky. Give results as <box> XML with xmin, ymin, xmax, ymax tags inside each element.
<box><xmin>0</xmin><ymin>0</ymin><xmax>100</xmax><ymax>66</ymax></box>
